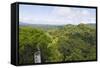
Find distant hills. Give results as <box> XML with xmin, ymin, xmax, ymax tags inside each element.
<box><xmin>88</xmin><ymin>23</ymin><xmax>96</xmax><ymax>27</ymax></box>
<box><xmin>19</xmin><ymin>22</ymin><xmax>96</xmax><ymax>29</ymax></box>
<box><xmin>19</xmin><ymin>22</ymin><xmax>64</xmax><ymax>26</ymax></box>
<box><xmin>19</xmin><ymin>22</ymin><xmax>64</xmax><ymax>29</ymax></box>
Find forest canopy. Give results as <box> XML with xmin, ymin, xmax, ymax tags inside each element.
<box><xmin>19</xmin><ymin>23</ymin><xmax>96</xmax><ymax>64</ymax></box>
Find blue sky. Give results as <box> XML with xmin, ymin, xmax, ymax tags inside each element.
<box><xmin>19</xmin><ymin>4</ymin><xmax>96</xmax><ymax>25</ymax></box>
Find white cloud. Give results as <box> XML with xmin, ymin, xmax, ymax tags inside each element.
<box><xmin>19</xmin><ymin>5</ymin><xmax>96</xmax><ymax>25</ymax></box>
<box><xmin>52</xmin><ymin>7</ymin><xmax>71</xmax><ymax>17</ymax></box>
<box><xmin>20</xmin><ymin>16</ymin><xmax>68</xmax><ymax>25</ymax></box>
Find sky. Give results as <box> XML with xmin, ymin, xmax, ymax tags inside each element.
<box><xmin>19</xmin><ymin>4</ymin><xmax>96</xmax><ymax>25</ymax></box>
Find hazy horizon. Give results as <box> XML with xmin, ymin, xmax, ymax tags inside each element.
<box><xmin>19</xmin><ymin>22</ymin><xmax>95</xmax><ymax>26</ymax></box>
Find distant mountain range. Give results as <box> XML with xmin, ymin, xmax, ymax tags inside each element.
<box><xmin>19</xmin><ymin>22</ymin><xmax>64</xmax><ymax>26</ymax></box>
<box><xmin>87</xmin><ymin>23</ymin><xmax>96</xmax><ymax>28</ymax></box>
<box><xmin>19</xmin><ymin>22</ymin><xmax>31</xmax><ymax>26</ymax></box>
<box><xmin>19</xmin><ymin>22</ymin><xmax>64</xmax><ymax>29</ymax></box>
<box><xmin>19</xmin><ymin>22</ymin><xmax>96</xmax><ymax>29</ymax></box>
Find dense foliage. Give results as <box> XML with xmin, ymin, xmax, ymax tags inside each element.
<box><xmin>19</xmin><ymin>23</ymin><xmax>96</xmax><ymax>64</ymax></box>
